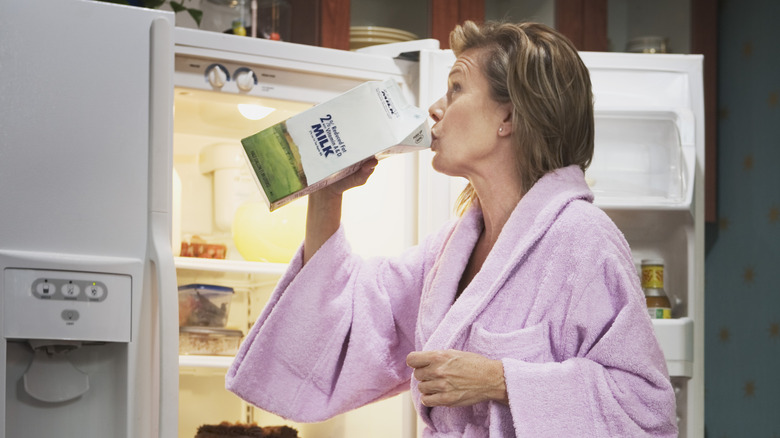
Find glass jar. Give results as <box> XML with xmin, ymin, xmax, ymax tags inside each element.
<box><xmin>201</xmin><ymin>0</ymin><xmax>250</xmax><ymax>34</ymax></box>
<box><xmin>641</xmin><ymin>259</ymin><xmax>672</xmax><ymax>319</ymax></box>
<box><xmin>256</xmin><ymin>0</ymin><xmax>291</xmax><ymax>41</ymax></box>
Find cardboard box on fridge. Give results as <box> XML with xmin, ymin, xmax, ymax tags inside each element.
<box><xmin>241</xmin><ymin>79</ymin><xmax>431</xmax><ymax>211</ymax></box>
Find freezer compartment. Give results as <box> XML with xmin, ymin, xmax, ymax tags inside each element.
<box><xmin>588</xmin><ymin>110</ymin><xmax>694</xmax><ymax>209</ymax></box>
<box><xmin>652</xmin><ymin>317</ymin><xmax>694</xmax><ymax>377</ymax></box>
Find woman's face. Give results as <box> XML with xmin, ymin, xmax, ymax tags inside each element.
<box><xmin>428</xmin><ymin>48</ymin><xmax>510</xmax><ymax>179</ymax></box>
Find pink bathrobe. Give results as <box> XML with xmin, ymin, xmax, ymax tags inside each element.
<box><xmin>226</xmin><ymin>165</ymin><xmax>677</xmax><ymax>437</ymax></box>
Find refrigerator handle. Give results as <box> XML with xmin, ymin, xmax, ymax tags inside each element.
<box><xmin>149</xmin><ymin>17</ymin><xmax>178</xmax><ymax>438</ymax></box>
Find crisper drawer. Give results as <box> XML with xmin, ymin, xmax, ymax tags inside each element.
<box><xmin>587</xmin><ymin>110</ymin><xmax>694</xmax><ymax>209</ymax></box>
<box><xmin>652</xmin><ymin>317</ymin><xmax>694</xmax><ymax>377</ymax></box>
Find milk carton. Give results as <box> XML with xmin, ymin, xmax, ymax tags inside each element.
<box><xmin>241</xmin><ymin>79</ymin><xmax>430</xmax><ymax>210</ymax></box>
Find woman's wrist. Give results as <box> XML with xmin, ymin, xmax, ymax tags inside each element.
<box><xmin>303</xmin><ymin>190</ymin><xmax>343</xmax><ymax>264</ymax></box>
<box><xmin>487</xmin><ymin>358</ymin><xmax>509</xmax><ymax>405</ymax></box>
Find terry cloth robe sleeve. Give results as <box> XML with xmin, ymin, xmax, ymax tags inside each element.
<box><xmin>494</xmin><ymin>179</ymin><xmax>676</xmax><ymax>436</ymax></box>
<box><xmin>500</xmin><ymin>208</ymin><xmax>677</xmax><ymax>437</ymax></box>
<box><xmin>225</xmin><ymin>223</ymin><xmax>450</xmax><ymax>422</ymax></box>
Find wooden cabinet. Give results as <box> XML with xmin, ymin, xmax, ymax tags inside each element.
<box><xmin>555</xmin><ymin>0</ymin><xmax>608</xmax><ymax>51</ymax></box>
<box><xmin>429</xmin><ymin>0</ymin><xmax>485</xmax><ymax>49</ymax></box>
<box><xmin>287</xmin><ymin>0</ymin><xmax>351</xmax><ymax>49</ymax></box>
<box><xmin>287</xmin><ymin>0</ymin><xmax>485</xmax><ymax>50</ymax></box>
<box><xmin>691</xmin><ymin>0</ymin><xmax>718</xmax><ymax>223</ymax></box>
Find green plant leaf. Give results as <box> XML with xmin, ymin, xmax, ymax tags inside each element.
<box><xmin>168</xmin><ymin>1</ymin><xmax>186</xmax><ymax>12</ymax></box>
<box><xmin>142</xmin><ymin>0</ymin><xmax>166</xmax><ymax>8</ymax></box>
<box><xmin>187</xmin><ymin>8</ymin><xmax>203</xmax><ymax>27</ymax></box>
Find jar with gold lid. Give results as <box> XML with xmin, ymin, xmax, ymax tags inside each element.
<box><xmin>641</xmin><ymin>259</ymin><xmax>672</xmax><ymax>319</ymax></box>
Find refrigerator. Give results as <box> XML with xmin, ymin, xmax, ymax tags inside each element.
<box><xmin>1</xmin><ymin>1</ymin><xmax>704</xmax><ymax>437</ymax></box>
<box><xmin>0</xmin><ymin>1</ymin><xmax>178</xmax><ymax>437</ymax></box>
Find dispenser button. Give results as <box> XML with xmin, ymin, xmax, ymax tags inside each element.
<box><xmin>62</xmin><ymin>282</ymin><xmax>81</xmax><ymax>298</ymax></box>
<box><xmin>61</xmin><ymin>309</ymin><xmax>80</xmax><ymax>322</ymax></box>
<box><xmin>36</xmin><ymin>281</ymin><xmax>55</xmax><ymax>297</ymax></box>
<box><xmin>85</xmin><ymin>284</ymin><xmax>105</xmax><ymax>300</ymax></box>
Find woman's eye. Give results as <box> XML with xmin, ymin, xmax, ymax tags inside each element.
<box><xmin>447</xmin><ymin>83</ymin><xmax>461</xmax><ymax>100</ymax></box>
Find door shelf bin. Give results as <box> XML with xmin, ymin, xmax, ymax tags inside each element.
<box><xmin>588</xmin><ymin>110</ymin><xmax>694</xmax><ymax>209</ymax></box>
<box><xmin>652</xmin><ymin>317</ymin><xmax>693</xmax><ymax>377</ymax></box>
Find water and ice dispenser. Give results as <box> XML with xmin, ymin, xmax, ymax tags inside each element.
<box><xmin>1</xmin><ymin>262</ymin><xmax>140</xmax><ymax>437</ymax></box>
<box><xmin>3</xmin><ymin>268</ymin><xmax>131</xmax><ymax>402</ymax></box>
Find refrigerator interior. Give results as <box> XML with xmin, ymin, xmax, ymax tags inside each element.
<box><xmin>415</xmin><ymin>49</ymin><xmax>704</xmax><ymax>437</ymax></box>
<box><xmin>172</xmin><ymin>30</ymin><xmax>421</xmax><ymax>438</ymax></box>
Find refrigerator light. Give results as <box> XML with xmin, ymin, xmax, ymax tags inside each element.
<box><xmin>238</xmin><ymin>103</ymin><xmax>275</xmax><ymax>120</ymax></box>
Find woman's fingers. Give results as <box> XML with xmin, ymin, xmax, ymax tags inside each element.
<box><xmin>407</xmin><ymin>349</ymin><xmax>508</xmax><ymax>407</ymax></box>
<box><xmin>324</xmin><ymin>157</ymin><xmax>378</xmax><ymax>195</ymax></box>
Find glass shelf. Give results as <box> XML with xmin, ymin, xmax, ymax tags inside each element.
<box><xmin>174</xmin><ymin>256</ymin><xmax>287</xmax><ymax>275</ymax></box>
<box><xmin>179</xmin><ymin>354</ymin><xmax>234</xmax><ymax>369</ymax></box>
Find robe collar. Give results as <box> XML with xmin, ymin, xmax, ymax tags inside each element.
<box><xmin>416</xmin><ymin>165</ymin><xmax>594</xmax><ymax>352</ymax></box>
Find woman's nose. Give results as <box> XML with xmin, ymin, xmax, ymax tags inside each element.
<box><xmin>428</xmin><ymin>97</ymin><xmax>445</xmax><ymax>123</ymax></box>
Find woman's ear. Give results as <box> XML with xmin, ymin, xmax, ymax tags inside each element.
<box><xmin>498</xmin><ymin>105</ymin><xmax>513</xmax><ymax>137</ymax></box>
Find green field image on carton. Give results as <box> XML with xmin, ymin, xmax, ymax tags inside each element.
<box><xmin>242</xmin><ymin>122</ymin><xmax>308</xmax><ymax>203</ymax></box>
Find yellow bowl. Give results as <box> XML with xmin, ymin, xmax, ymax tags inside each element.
<box><xmin>232</xmin><ymin>197</ymin><xmax>307</xmax><ymax>263</ymax></box>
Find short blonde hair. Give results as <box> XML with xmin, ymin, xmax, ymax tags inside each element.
<box><xmin>450</xmin><ymin>21</ymin><xmax>594</xmax><ymax>215</ymax></box>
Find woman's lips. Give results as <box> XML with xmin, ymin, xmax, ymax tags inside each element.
<box><xmin>430</xmin><ymin>126</ymin><xmax>439</xmax><ymax>151</ymax></box>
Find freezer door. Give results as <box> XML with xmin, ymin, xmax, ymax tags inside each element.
<box><xmin>0</xmin><ymin>1</ymin><xmax>176</xmax><ymax>438</ymax></box>
<box><xmin>1</xmin><ymin>0</ymin><xmax>162</xmax><ymax>257</ymax></box>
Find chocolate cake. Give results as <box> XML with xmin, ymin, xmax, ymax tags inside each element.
<box><xmin>195</xmin><ymin>422</ymin><xmax>298</xmax><ymax>438</ymax></box>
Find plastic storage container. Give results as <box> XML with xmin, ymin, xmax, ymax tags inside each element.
<box><xmin>178</xmin><ymin>284</ymin><xmax>234</xmax><ymax>327</ymax></box>
<box><xmin>179</xmin><ymin>327</ymin><xmax>243</xmax><ymax>356</ymax></box>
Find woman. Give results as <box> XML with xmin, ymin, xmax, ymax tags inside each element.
<box><xmin>227</xmin><ymin>21</ymin><xmax>677</xmax><ymax>437</ymax></box>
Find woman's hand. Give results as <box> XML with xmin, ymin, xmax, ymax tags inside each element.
<box><xmin>406</xmin><ymin>349</ymin><xmax>508</xmax><ymax>407</ymax></box>
<box><xmin>322</xmin><ymin>157</ymin><xmax>378</xmax><ymax>196</ymax></box>
<box><xmin>303</xmin><ymin>157</ymin><xmax>378</xmax><ymax>264</ymax></box>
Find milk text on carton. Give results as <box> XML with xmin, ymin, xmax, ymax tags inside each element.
<box><xmin>309</xmin><ymin>114</ymin><xmax>347</xmax><ymax>158</ymax></box>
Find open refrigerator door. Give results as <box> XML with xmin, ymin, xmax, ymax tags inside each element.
<box><xmin>172</xmin><ymin>29</ymin><xmax>423</xmax><ymax>438</ymax></box>
<box><xmin>582</xmin><ymin>51</ymin><xmax>705</xmax><ymax>438</ymax></box>
<box><xmin>417</xmin><ymin>49</ymin><xmax>705</xmax><ymax>437</ymax></box>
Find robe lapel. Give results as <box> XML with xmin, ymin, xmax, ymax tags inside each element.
<box><xmin>411</xmin><ymin>166</ymin><xmax>593</xmax><ymax>430</ymax></box>
<box><xmin>419</xmin><ymin>166</ymin><xmax>594</xmax><ymax>353</ymax></box>
<box><xmin>416</xmin><ymin>208</ymin><xmax>482</xmax><ymax>348</ymax></box>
